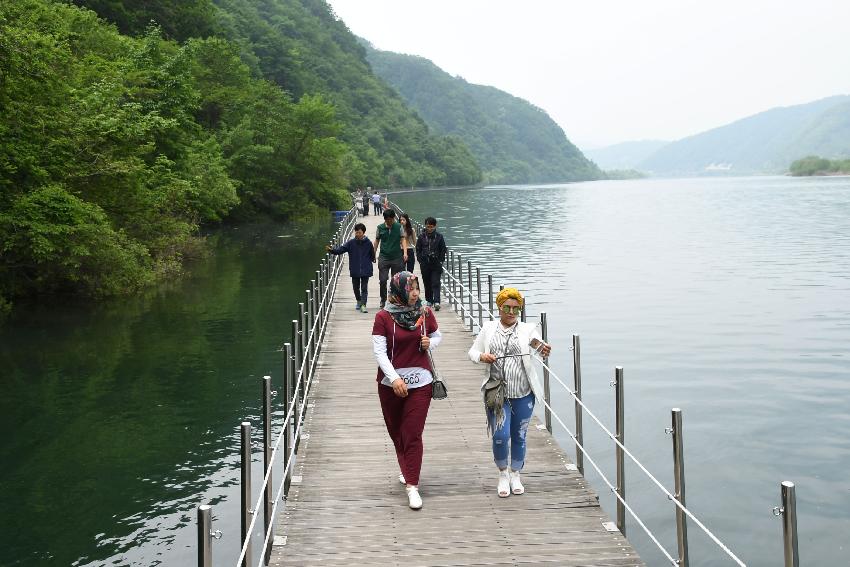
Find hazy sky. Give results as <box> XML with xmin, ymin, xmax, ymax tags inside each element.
<box><xmin>327</xmin><ymin>0</ymin><xmax>850</xmax><ymax>149</ymax></box>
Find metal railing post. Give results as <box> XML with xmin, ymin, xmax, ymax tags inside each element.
<box><xmin>573</xmin><ymin>334</ymin><xmax>584</xmax><ymax>475</ymax></box>
<box><xmin>291</xmin><ymin>319</ymin><xmax>301</xmax><ymax>451</ymax></box>
<box><xmin>262</xmin><ymin>376</ymin><xmax>273</xmax><ymax>564</ymax></box>
<box><xmin>487</xmin><ymin>274</ymin><xmax>494</xmax><ymax>319</ymax></box>
<box><xmin>671</xmin><ymin>408</ymin><xmax>689</xmax><ymax>567</ymax></box>
<box><xmin>306</xmin><ymin>289</ymin><xmax>314</xmax><ymax>381</ymax></box>
<box><xmin>240</xmin><ymin>422</ymin><xmax>252</xmax><ymax>567</ymax></box>
<box><xmin>299</xmin><ymin>305</ymin><xmax>307</xmax><ymax>410</ymax></box>
<box><xmin>283</xmin><ymin>343</ymin><xmax>292</xmax><ymax>496</ymax></box>
<box><xmin>456</xmin><ymin>254</ymin><xmax>463</xmax><ymax>314</ymax></box>
<box><xmin>521</xmin><ymin>299</ymin><xmax>526</xmax><ymax>322</ymax></box>
<box><xmin>476</xmin><ymin>267</ymin><xmax>483</xmax><ymax>329</ymax></box>
<box><xmin>467</xmin><ymin>260</ymin><xmax>473</xmax><ymax>330</ymax></box>
<box><xmin>197</xmin><ymin>505</ymin><xmax>212</xmax><ymax>567</ymax></box>
<box><xmin>447</xmin><ymin>251</ymin><xmax>454</xmax><ymax>307</ymax></box>
<box><xmin>541</xmin><ymin>312</ymin><xmax>551</xmax><ymax>433</ymax></box>
<box><xmin>614</xmin><ymin>366</ymin><xmax>625</xmax><ymax>535</ymax></box>
<box><xmin>779</xmin><ymin>481</ymin><xmax>800</xmax><ymax>567</ymax></box>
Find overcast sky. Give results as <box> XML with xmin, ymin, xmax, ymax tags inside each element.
<box><xmin>327</xmin><ymin>0</ymin><xmax>850</xmax><ymax>149</ymax></box>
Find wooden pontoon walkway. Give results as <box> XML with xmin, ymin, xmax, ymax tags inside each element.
<box><xmin>269</xmin><ymin>212</ymin><xmax>644</xmax><ymax>566</ymax></box>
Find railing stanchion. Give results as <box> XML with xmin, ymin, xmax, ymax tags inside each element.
<box><xmin>487</xmin><ymin>274</ymin><xmax>494</xmax><ymax>320</ymax></box>
<box><xmin>240</xmin><ymin>421</ymin><xmax>252</xmax><ymax>567</ymax></box>
<box><xmin>614</xmin><ymin>366</ymin><xmax>625</xmax><ymax>535</ymax></box>
<box><xmin>467</xmin><ymin>260</ymin><xmax>473</xmax><ymax>330</ymax></box>
<box><xmin>476</xmin><ymin>267</ymin><xmax>483</xmax><ymax>329</ymax></box>
<box><xmin>572</xmin><ymin>334</ymin><xmax>584</xmax><ymax>475</ymax></box>
<box><xmin>299</xmin><ymin>304</ymin><xmax>307</xmax><ymax>412</ymax></box>
<box><xmin>448</xmin><ymin>251</ymin><xmax>454</xmax><ymax>307</ymax></box>
<box><xmin>262</xmin><ymin>376</ymin><xmax>273</xmax><ymax>564</ymax></box>
<box><xmin>197</xmin><ymin>505</ymin><xmax>212</xmax><ymax>567</ymax></box>
<box><xmin>541</xmin><ymin>312</ymin><xmax>551</xmax><ymax>433</ymax></box>
<box><xmin>283</xmin><ymin>343</ymin><xmax>292</xmax><ymax>496</ymax></box>
<box><xmin>456</xmin><ymin>254</ymin><xmax>463</xmax><ymax>316</ymax></box>
<box><xmin>521</xmin><ymin>299</ymin><xmax>526</xmax><ymax>322</ymax></box>
<box><xmin>291</xmin><ymin>319</ymin><xmax>301</xmax><ymax>451</ymax></box>
<box><xmin>779</xmin><ymin>481</ymin><xmax>800</xmax><ymax>567</ymax></box>
<box><xmin>671</xmin><ymin>408</ymin><xmax>689</xmax><ymax>567</ymax></box>
<box><xmin>305</xmin><ymin>289</ymin><xmax>313</xmax><ymax>381</ymax></box>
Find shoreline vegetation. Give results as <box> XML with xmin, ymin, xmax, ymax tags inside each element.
<box><xmin>789</xmin><ymin>156</ymin><xmax>850</xmax><ymax>176</ymax></box>
<box><xmin>0</xmin><ymin>0</ymin><xmax>483</xmax><ymax>311</ymax></box>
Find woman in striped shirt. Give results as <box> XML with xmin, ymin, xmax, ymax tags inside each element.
<box><xmin>468</xmin><ymin>288</ymin><xmax>552</xmax><ymax>497</ymax></box>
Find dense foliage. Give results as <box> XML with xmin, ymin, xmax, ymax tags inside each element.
<box><xmin>789</xmin><ymin>156</ymin><xmax>850</xmax><ymax>176</ymax></box>
<box><xmin>364</xmin><ymin>45</ymin><xmax>602</xmax><ymax>185</ymax></box>
<box><xmin>0</xmin><ymin>0</ymin><xmax>482</xmax><ymax>305</ymax></box>
<box><xmin>639</xmin><ymin>96</ymin><xmax>850</xmax><ymax>176</ymax></box>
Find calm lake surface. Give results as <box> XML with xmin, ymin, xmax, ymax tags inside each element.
<box><xmin>1</xmin><ymin>220</ymin><xmax>335</xmax><ymax>566</ymax></box>
<box><xmin>394</xmin><ymin>176</ymin><xmax>850</xmax><ymax>567</ymax></box>
<box><xmin>2</xmin><ymin>176</ymin><xmax>848</xmax><ymax>566</ymax></box>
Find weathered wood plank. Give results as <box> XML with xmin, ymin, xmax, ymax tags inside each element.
<box><xmin>269</xmin><ymin>213</ymin><xmax>644</xmax><ymax>566</ymax></box>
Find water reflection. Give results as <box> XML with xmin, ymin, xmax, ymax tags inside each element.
<box><xmin>0</xmin><ymin>220</ymin><xmax>333</xmax><ymax>566</ymax></box>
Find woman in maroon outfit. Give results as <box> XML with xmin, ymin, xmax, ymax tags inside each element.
<box><xmin>372</xmin><ymin>271</ymin><xmax>442</xmax><ymax>509</ymax></box>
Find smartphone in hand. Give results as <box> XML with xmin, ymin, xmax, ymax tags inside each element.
<box><xmin>529</xmin><ymin>338</ymin><xmax>543</xmax><ymax>352</ymax></box>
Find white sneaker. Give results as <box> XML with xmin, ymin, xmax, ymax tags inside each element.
<box><xmin>497</xmin><ymin>470</ymin><xmax>511</xmax><ymax>498</ymax></box>
<box><xmin>509</xmin><ymin>470</ymin><xmax>524</xmax><ymax>495</ymax></box>
<box><xmin>398</xmin><ymin>473</ymin><xmax>406</xmax><ymax>485</ymax></box>
<box><xmin>406</xmin><ymin>485</ymin><xmax>422</xmax><ymax>509</ymax></box>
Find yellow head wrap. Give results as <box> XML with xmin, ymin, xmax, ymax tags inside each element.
<box><xmin>495</xmin><ymin>287</ymin><xmax>524</xmax><ymax>308</ymax></box>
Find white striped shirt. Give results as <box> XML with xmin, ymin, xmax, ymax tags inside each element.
<box><xmin>488</xmin><ymin>322</ymin><xmax>531</xmax><ymax>398</ymax></box>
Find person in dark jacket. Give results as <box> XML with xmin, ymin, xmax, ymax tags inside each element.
<box><xmin>327</xmin><ymin>223</ymin><xmax>376</xmax><ymax>313</ymax></box>
<box><xmin>415</xmin><ymin>217</ymin><xmax>448</xmax><ymax>310</ymax></box>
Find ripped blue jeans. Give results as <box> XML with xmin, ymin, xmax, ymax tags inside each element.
<box><xmin>487</xmin><ymin>392</ymin><xmax>535</xmax><ymax>471</ymax></box>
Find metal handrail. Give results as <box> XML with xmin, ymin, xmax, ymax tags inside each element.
<box><xmin>232</xmin><ymin>207</ymin><xmax>356</xmax><ymax>567</ymax></box>
<box><xmin>533</xmin><ymin>353</ymin><xmax>746</xmax><ymax>566</ymax></box>
<box><xmin>387</xmin><ymin>198</ymin><xmax>746</xmax><ymax>566</ymax></box>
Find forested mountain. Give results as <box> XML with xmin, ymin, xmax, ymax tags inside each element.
<box><xmin>0</xmin><ymin>0</ymin><xmax>480</xmax><ymax>307</ymax></box>
<box><xmin>638</xmin><ymin>95</ymin><xmax>850</xmax><ymax>175</ymax></box>
<box><xmin>364</xmin><ymin>45</ymin><xmax>602</xmax><ymax>184</ymax></box>
<box><xmin>584</xmin><ymin>140</ymin><xmax>669</xmax><ymax>170</ymax></box>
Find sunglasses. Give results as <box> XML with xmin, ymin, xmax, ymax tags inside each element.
<box><xmin>500</xmin><ymin>305</ymin><xmax>522</xmax><ymax>315</ymax></box>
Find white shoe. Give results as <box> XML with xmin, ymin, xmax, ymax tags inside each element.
<box><xmin>497</xmin><ymin>470</ymin><xmax>511</xmax><ymax>498</ymax></box>
<box><xmin>406</xmin><ymin>485</ymin><xmax>422</xmax><ymax>509</ymax></box>
<box><xmin>509</xmin><ymin>470</ymin><xmax>524</xmax><ymax>495</ymax></box>
<box><xmin>398</xmin><ymin>473</ymin><xmax>406</xmax><ymax>485</ymax></box>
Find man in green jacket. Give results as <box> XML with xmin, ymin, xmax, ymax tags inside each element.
<box><xmin>373</xmin><ymin>208</ymin><xmax>408</xmax><ymax>308</ymax></box>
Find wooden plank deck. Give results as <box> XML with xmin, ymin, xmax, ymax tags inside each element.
<box><xmin>269</xmin><ymin>212</ymin><xmax>644</xmax><ymax>566</ymax></box>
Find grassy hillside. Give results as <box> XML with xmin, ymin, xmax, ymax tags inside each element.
<box><xmin>364</xmin><ymin>45</ymin><xmax>602</xmax><ymax>185</ymax></box>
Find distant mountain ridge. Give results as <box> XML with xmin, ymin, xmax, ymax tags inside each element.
<box><xmin>584</xmin><ymin>140</ymin><xmax>669</xmax><ymax>170</ymax></box>
<box><xmin>362</xmin><ymin>43</ymin><xmax>602</xmax><ymax>185</ymax></box>
<box><xmin>638</xmin><ymin>95</ymin><xmax>850</xmax><ymax>175</ymax></box>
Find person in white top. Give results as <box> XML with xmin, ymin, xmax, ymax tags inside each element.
<box><xmin>468</xmin><ymin>287</ymin><xmax>551</xmax><ymax>497</ymax></box>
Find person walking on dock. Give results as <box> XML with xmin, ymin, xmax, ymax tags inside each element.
<box><xmin>399</xmin><ymin>213</ymin><xmax>417</xmax><ymax>273</ymax></box>
<box><xmin>372</xmin><ymin>272</ymin><xmax>442</xmax><ymax>510</ymax></box>
<box><xmin>373</xmin><ymin>209</ymin><xmax>407</xmax><ymax>309</ymax></box>
<box><xmin>415</xmin><ymin>217</ymin><xmax>447</xmax><ymax>310</ymax></box>
<box><xmin>326</xmin><ymin>222</ymin><xmax>375</xmax><ymax>313</ymax></box>
<box><xmin>468</xmin><ymin>287</ymin><xmax>552</xmax><ymax>498</ymax></box>
<box><xmin>361</xmin><ymin>190</ymin><xmax>370</xmax><ymax>216</ymax></box>
<box><xmin>371</xmin><ymin>189</ymin><xmax>383</xmax><ymax>215</ymax></box>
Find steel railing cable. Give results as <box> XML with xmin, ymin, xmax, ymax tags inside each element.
<box><xmin>532</xmin><ymin>354</ymin><xmax>746</xmax><ymax>566</ymax></box>
<box><xmin>388</xmin><ymin>199</ymin><xmax>744</xmax><ymax>566</ymax></box>
<box><xmin>235</xmin><ymin>208</ymin><xmax>356</xmax><ymax>567</ymax></box>
<box><xmin>534</xmin><ymin>392</ymin><xmax>678</xmax><ymax>564</ymax></box>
